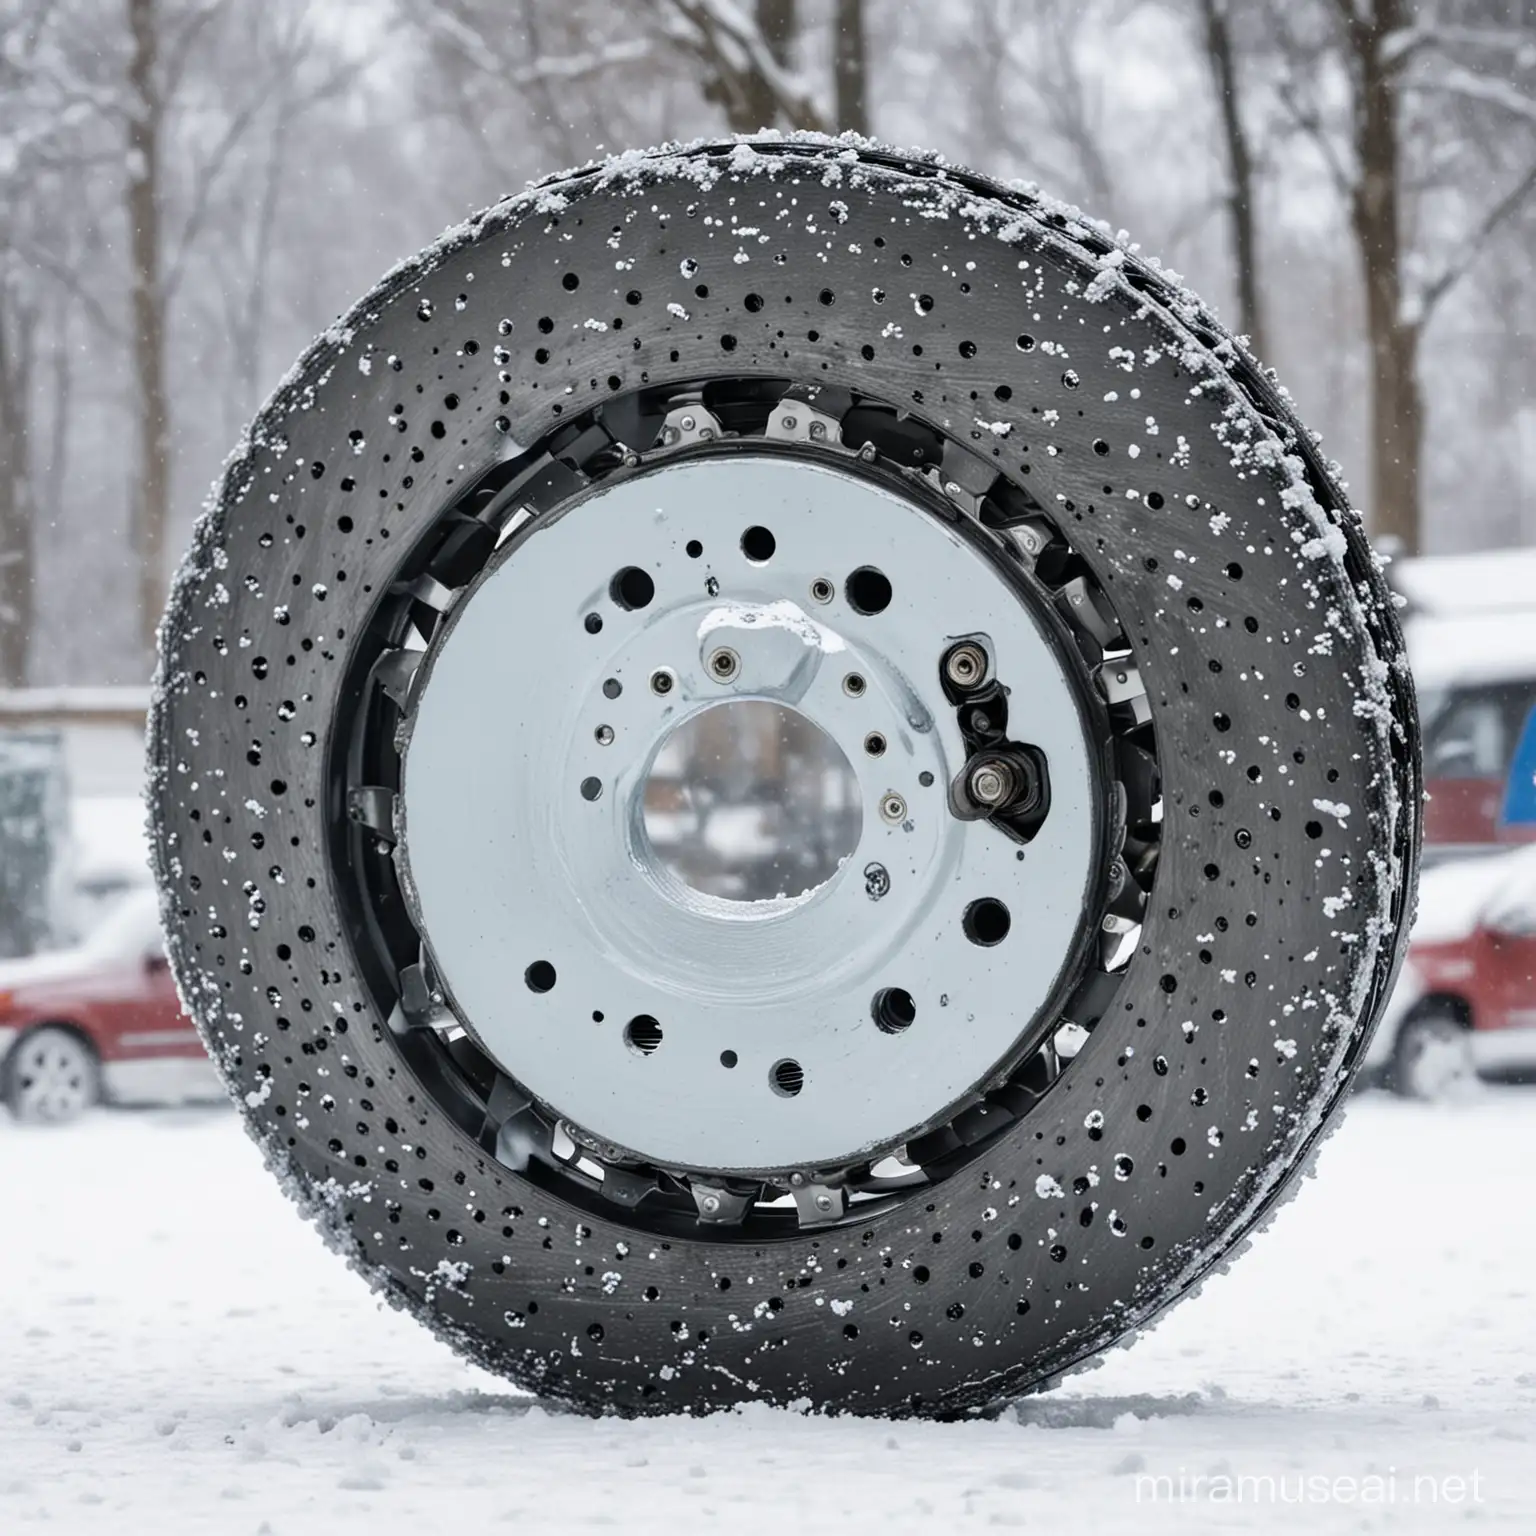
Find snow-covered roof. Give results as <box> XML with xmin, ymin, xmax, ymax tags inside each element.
<box><xmin>0</xmin><ymin>686</ymin><xmax>151</xmax><ymax>724</ymax></box>
<box><xmin>71</xmin><ymin>795</ymin><xmax>151</xmax><ymax>888</ymax></box>
<box><xmin>1412</xmin><ymin>843</ymin><xmax>1536</xmax><ymax>944</ymax></box>
<box><xmin>1393</xmin><ymin>548</ymin><xmax>1536</xmax><ymax>619</ymax></box>
<box><xmin>1406</xmin><ymin>612</ymin><xmax>1536</xmax><ymax>694</ymax></box>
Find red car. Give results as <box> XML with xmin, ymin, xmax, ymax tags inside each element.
<box><xmin>0</xmin><ymin>888</ymin><xmax>220</xmax><ymax>1123</ymax></box>
<box><xmin>1366</xmin><ymin>845</ymin><xmax>1536</xmax><ymax>1097</ymax></box>
<box><xmin>1411</xmin><ymin>614</ymin><xmax>1536</xmax><ymax>853</ymax></box>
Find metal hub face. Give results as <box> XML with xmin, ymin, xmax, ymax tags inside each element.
<box><xmin>398</xmin><ymin>455</ymin><xmax>1098</xmax><ymax>1174</ymax></box>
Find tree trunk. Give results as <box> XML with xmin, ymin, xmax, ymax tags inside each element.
<box><xmin>0</xmin><ymin>302</ymin><xmax>36</xmax><ymax>687</ymax></box>
<box><xmin>1347</xmin><ymin>0</ymin><xmax>1421</xmax><ymax>553</ymax></box>
<box><xmin>1196</xmin><ymin>0</ymin><xmax>1265</xmax><ymax>360</ymax></box>
<box><xmin>126</xmin><ymin>0</ymin><xmax>171</xmax><ymax>662</ymax></box>
<box><xmin>730</xmin><ymin>0</ymin><xmax>796</xmax><ymax>130</ymax></box>
<box><xmin>833</xmin><ymin>0</ymin><xmax>868</xmax><ymax>135</ymax></box>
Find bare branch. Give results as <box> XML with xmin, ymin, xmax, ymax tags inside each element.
<box><xmin>1414</xmin><ymin>155</ymin><xmax>1536</xmax><ymax>324</ymax></box>
<box><xmin>1413</xmin><ymin>63</ymin><xmax>1536</xmax><ymax>127</ymax></box>
<box><xmin>659</xmin><ymin>0</ymin><xmax>827</xmax><ymax>132</ymax></box>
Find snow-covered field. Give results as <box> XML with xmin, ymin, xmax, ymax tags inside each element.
<box><xmin>3</xmin><ymin>1092</ymin><xmax>1533</xmax><ymax>1534</ymax></box>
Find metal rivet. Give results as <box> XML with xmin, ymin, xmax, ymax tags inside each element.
<box><xmin>881</xmin><ymin>793</ymin><xmax>907</xmax><ymax>823</ymax></box>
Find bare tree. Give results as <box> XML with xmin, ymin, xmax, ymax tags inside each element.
<box><xmin>125</xmin><ymin>0</ymin><xmax>171</xmax><ymax>662</ymax></box>
<box><xmin>938</xmin><ymin>0</ymin><xmax>1122</xmax><ymax>219</ymax></box>
<box><xmin>0</xmin><ymin>0</ymin><xmax>125</xmax><ymax>684</ymax></box>
<box><xmin>1195</xmin><ymin>0</ymin><xmax>1267</xmax><ymax>358</ymax></box>
<box><xmin>833</xmin><ymin>0</ymin><xmax>869</xmax><ymax>135</ymax></box>
<box><xmin>0</xmin><ymin>267</ymin><xmax>37</xmax><ymax>687</ymax></box>
<box><xmin>657</xmin><ymin>0</ymin><xmax>826</xmax><ymax>132</ymax></box>
<box><xmin>1264</xmin><ymin>0</ymin><xmax>1536</xmax><ymax>553</ymax></box>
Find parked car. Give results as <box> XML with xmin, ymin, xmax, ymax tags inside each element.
<box><xmin>1365</xmin><ymin>844</ymin><xmax>1536</xmax><ymax>1097</ymax></box>
<box><xmin>1394</xmin><ymin>549</ymin><xmax>1536</xmax><ymax>859</ymax></box>
<box><xmin>0</xmin><ymin>887</ymin><xmax>221</xmax><ymax>1123</ymax></box>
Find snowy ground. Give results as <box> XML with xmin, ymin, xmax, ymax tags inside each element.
<box><xmin>3</xmin><ymin>1092</ymin><xmax>1533</xmax><ymax>1534</ymax></box>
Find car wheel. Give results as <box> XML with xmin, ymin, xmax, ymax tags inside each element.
<box><xmin>1392</xmin><ymin>1010</ymin><xmax>1474</xmax><ymax>1101</ymax></box>
<box><xmin>0</xmin><ymin>1026</ymin><xmax>101</xmax><ymax>1124</ymax></box>
<box><xmin>148</xmin><ymin>136</ymin><xmax>1420</xmax><ymax>1417</ymax></box>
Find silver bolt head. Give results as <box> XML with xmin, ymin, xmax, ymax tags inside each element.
<box><xmin>968</xmin><ymin>762</ymin><xmax>1011</xmax><ymax>806</ymax></box>
<box><xmin>702</xmin><ymin>1194</ymin><xmax>720</xmax><ymax>1213</ymax></box>
<box><xmin>880</xmin><ymin>793</ymin><xmax>907</xmax><ymax>823</ymax></box>
<box><xmin>945</xmin><ymin>644</ymin><xmax>987</xmax><ymax>688</ymax></box>
<box><xmin>680</xmin><ymin>414</ymin><xmax>696</xmax><ymax>431</ymax></box>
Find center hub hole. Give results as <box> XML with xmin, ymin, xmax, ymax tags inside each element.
<box><xmin>642</xmin><ymin>700</ymin><xmax>862</xmax><ymax>903</ymax></box>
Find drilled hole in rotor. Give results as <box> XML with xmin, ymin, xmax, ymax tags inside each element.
<box><xmin>770</xmin><ymin>1058</ymin><xmax>805</xmax><ymax>1096</ymax></box>
<box><xmin>864</xmin><ymin>731</ymin><xmax>887</xmax><ymax>757</ymax></box>
<box><xmin>583</xmin><ymin>613</ymin><xmax>603</xmax><ymax>634</ymax></box>
<box><xmin>845</xmin><ymin>566</ymin><xmax>892</xmax><ymax>615</ymax></box>
<box><xmin>741</xmin><ymin>525</ymin><xmax>776</xmax><ymax>563</ymax></box>
<box><xmin>524</xmin><ymin>960</ymin><xmax>557</xmax><ymax>993</ymax></box>
<box><xmin>872</xmin><ymin>987</ymin><xmax>916</xmax><ymax>1034</ymax></box>
<box><xmin>625</xmin><ymin>1015</ymin><xmax>663</xmax><ymax>1055</ymax></box>
<box><xmin>685</xmin><ymin>539</ymin><xmax>703</xmax><ymax>558</ymax></box>
<box><xmin>579</xmin><ymin>776</ymin><xmax>603</xmax><ymax>801</ymax></box>
<box><xmin>963</xmin><ymin>898</ymin><xmax>1012</xmax><ymax>947</ymax></box>
<box><xmin>720</xmin><ymin>1050</ymin><xmax>738</xmax><ymax>1069</ymax></box>
<box><xmin>610</xmin><ymin>566</ymin><xmax>655</xmax><ymax>610</ymax></box>
<box><xmin>810</xmin><ymin>577</ymin><xmax>834</xmax><ymax>604</ymax></box>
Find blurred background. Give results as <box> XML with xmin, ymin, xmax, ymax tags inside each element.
<box><xmin>0</xmin><ymin>0</ymin><xmax>1535</xmax><ymax>1110</ymax></box>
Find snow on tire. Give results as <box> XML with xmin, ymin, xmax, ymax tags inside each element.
<box><xmin>149</xmin><ymin>136</ymin><xmax>1420</xmax><ymax>1417</ymax></box>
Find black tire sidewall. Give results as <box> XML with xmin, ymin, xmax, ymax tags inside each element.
<box><xmin>150</xmin><ymin>140</ymin><xmax>1418</xmax><ymax>1415</ymax></box>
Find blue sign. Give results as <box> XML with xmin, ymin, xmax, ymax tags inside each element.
<box><xmin>1501</xmin><ymin>704</ymin><xmax>1536</xmax><ymax>828</ymax></box>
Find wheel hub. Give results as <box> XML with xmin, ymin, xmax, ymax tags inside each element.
<box><xmin>399</xmin><ymin>454</ymin><xmax>1099</xmax><ymax>1173</ymax></box>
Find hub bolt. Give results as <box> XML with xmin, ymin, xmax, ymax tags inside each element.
<box><xmin>707</xmin><ymin>646</ymin><xmax>740</xmax><ymax>683</ymax></box>
<box><xmin>967</xmin><ymin>759</ymin><xmax>1015</xmax><ymax>808</ymax></box>
<box><xmin>880</xmin><ymin>793</ymin><xmax>907</xmax><ymax>823</ymax></box>
<box><xmin>944</xmin><ymin>642</ymin><xmax>988</xmax><ymax>690</ymax></box>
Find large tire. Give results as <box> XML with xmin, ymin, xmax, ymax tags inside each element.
<box><xmin>149</xmin><ymin>135</ymin><xmax>1419</xmax><ymax>1417</ymax></box>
